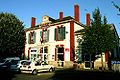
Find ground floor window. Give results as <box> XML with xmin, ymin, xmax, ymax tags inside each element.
<box><xmin>31</xmin><ymin>54</ymin><xmax>41</xmax><ymax>61</ymax></box>
<box><xmin>30</xmin><ymin>46</ymin><xmax>49</xmax><ymax>61</ymax></box>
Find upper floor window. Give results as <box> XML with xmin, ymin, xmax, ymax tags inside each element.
<box><xmin>40</xmin><ymin>30</ymin><xmax>49</xmax><ymax>42</ymax></box>
<box><xmin>55</xmin><ymin>26</ymin><xmax>66</xmax><ymax>41</ymax></box>
<box><xmin>28</xmin><ymin>32</ymin><xmax>36</xmax><ymax>44</ymax></box>
<box><xmin>43</xmin><ymin>30</ymin><xmax>48</xmax><ymax>42</ymax></box>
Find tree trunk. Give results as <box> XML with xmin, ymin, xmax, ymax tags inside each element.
<box><xmin>101</xmin><ymin>53</ymin><xmax>104</xmax><ymax>70</ymax></box>
<box><xmin>90</xmin><ymin>54</ymin><xmax>92</xmax><ymax>70</ymax></box>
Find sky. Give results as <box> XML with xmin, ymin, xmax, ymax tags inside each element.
<box><xmin>0</xmin><ymin>0</ymin><xmax>120</xmax><ymax>37</ymax></box>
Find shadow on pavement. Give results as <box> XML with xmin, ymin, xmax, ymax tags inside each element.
<box><xmin>0</xmin><ymin>69</ymin><xmax>18</xmax><ymax>80</ymax></box>
<box><xmin>50</xmin><ymin>68</ymin><xmax>120</xmax><ymax>80</ymax></box>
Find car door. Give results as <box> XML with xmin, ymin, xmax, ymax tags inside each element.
<box><xmin>34</xmin><ymin>61</ymin><xmax>43</xmax><ymax>72</ymax></box>
<box><xmin>41</xmin><ymin>62</ymin><xmax>50</xmax><ymax>70</ymax></box>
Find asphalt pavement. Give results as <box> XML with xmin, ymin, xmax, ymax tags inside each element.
<box><xmin>0</xmin><ymin>69</ymin><xmax>120</xmax><ymax>80</ymax></box>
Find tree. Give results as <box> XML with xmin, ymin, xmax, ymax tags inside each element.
<box><xmin>0</xmin><ymin>12</ymin><xmax>25</xmax><ymax>59</ymax></box>
<box><xmin>79</xmin><ymin>8</ymin><xmax>118</xmax><ymax>69</ymax></box>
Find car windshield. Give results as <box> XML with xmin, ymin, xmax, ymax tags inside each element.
<box><xmin>11</xmin><ymin>60</ymin><xmax>20</xmax><ymax>65</ymax></box>
<box><xmin>23</xmin><ymin>62</ymin><xmax>31</xmax><ymax>65</ymax></box>
<box><xmin>21</xmin><ymin>61</ymin><xmax>27</xmax><ymax>65</ymax></box>
<box><xmin>41</xmin><ymin>61</ymin><xmax>48</xmax><ymax>65</ymax></box>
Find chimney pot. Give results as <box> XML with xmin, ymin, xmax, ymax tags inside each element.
<box><xmin>59</xmin><ymin>12</ymin><xmax>63</xmax><ymax>20</ymax></box>
<box><xmin>31</xmin><ymin>17</ymin><xmax>36</xmax><ymax>28</ymax></box>
<box><xmin>74</xmin><ymin>4</ymin><xmax>79</xmax><ymax>22</ymax></box>
<box><xmin>86</xmin><ymin>13</ymin><xmax>90</xmax><ymax>26</ymax></box>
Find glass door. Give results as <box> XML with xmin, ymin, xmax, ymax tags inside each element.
<box><xmin>57</xmin><ymin>47</ymin><xmax>64</xmax><ymax>61</ymax></box>
<box><xmin>84</xmin><ymin>54</ymin><xmax>94</xmax><ymax>69</ymax></box>
<box><xmin>85</xmin><ymin>55</ymin><xmax>90</xmax><ymax>68</ymax></box>
<box><xmin>57</xmin><ymin>47</ymin><xmax>64</xmax><ymax>67</ymax></box>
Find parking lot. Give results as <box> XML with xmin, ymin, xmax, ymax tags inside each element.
<box><xmin>1</xmin><ymin>69</ymin><xmax>120</xmax><ymax>80</ymax></box>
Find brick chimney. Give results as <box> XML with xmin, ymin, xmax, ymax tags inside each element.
<box><xmin>74</xmin><ymin>4</ymin><xmax>79</xmax><ymax>22</ymax></box>
<box><xmin>31</xmin><ymin>17</ymin><xmax>36</xmax><ymax>28</ymax></box>
<box><xmin>59</xmin><ymin>12</ymin><xmax>63</xmax><ymax>20</ymax></box>
<box><xmin>86</xmin><ymin>13</ymin><xmax>90</xmax><ymax>26</ymax></box>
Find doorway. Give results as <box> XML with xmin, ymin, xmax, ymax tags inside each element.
<box><xmin>57</xmin><ymin>47</ymin><xmax>64</xmax><ymax>61</ymax></box>
<box><xmin>56</xmin><ymin>47</ymin><xmax>64</xmax><ymax>67</ymax></box>
<box><xmin>84</xmin><ymin>54</ymin><xmax>94</xmax><ymax>69</ymax></box>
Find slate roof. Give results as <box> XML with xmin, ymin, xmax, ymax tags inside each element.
<box><xmin>25</xmin><ymin>16</ymin><xmax>85</xmax><ymax>30</ymax></box>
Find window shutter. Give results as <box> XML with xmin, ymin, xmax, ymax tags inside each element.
<box><xmin>40</xmin><ymin>31</ymin><xmax>42</xmax><ymax>37</ymax></box>
<box><xmin>54</xmin><ymin>28</ymin><xmax>57</xmax><ymax>40</ymax></box>
<box><xmin>33</xmin><ymin>32</ymin><xmax>36</xmax><ymax>43</ymax></box>
<box><xmin>28</xmin><ymin>33</ymin><xmax>30</xmax><ymax>44</ymax></box>
<box><xmin>63</xmin><ymin>27</ymin><xmax>66</xmax><ymax>39</ymax></box>
<box><xmin>60</xmin><ymin>27</ymin><xmax>63</xmax><ymax>40</ymax></box>
<box><xmin>47</xmin><ymin>30</ymin><xmax>49</xmax><ymax>41</ymax></box>
<box><xmin>40</xmin><ymin>31</ymin><xmax>42</xmax><ymax>41</ymax></box>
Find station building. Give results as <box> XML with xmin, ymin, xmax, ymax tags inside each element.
<box><xmin>24</xmin><ymin>4</ymin><xmax>86</xmax><ymax>68</ymax></box>
<box><xmin>24</xmin><ymin>4</ymin><xmax>117</xmax><ymax>69</ymax></box>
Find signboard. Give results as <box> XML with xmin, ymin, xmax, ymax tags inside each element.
<box><xmin>31</xmin><ymin>50</ymin><xmax>37</xmax><ymax>52</ymax></box>
<box><xmin>112</xmin><ymin>61</ymin><xmax>120</xmax><ymax>64</ymax></box>
<box><xmin>65</xmin><ymin>48</ymin><xmax>70</xmax><ymax>52</ymax></box>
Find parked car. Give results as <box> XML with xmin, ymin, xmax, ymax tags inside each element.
<box><xmin>20</xmin><ymin>61</ymin><xmax>55</xmax><ymax>75</ymax></box>
<box><xmin>0</xmin><ymin>57</ymin><xmax>20</xmax><ymax>70</ymax></box>
<box><xmin>0</xmin><ymin>57</ymin><xmax>20</xmax><ymax>66</ymax></box>
<box><xmin>17</xmin><ymin>60</ymin><xmax>29</xmax><ymax>68</ymax></box>
<box><xmin>9</xmin><ymin>60</ymin><xmax>28</xmax><ymax>72</ymax></box>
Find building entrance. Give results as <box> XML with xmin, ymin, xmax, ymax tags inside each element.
<box><xmin>30</xmin><ymin>46</ymin><xmax>49</xmax><ymax>62</ymax></box>
<box><xmin>57</xmin><ymin>47</ymin><xmax>64</xmax><ymax>61</ymax></box>
<box><xmin>84</xmin><ymin>54</ymin><xmax>94</xmax><ymax>69</ymax></box>
<box><xmin>56</xmin><ymin>47</ymin><xmax>64</xmax><ymax>67</ymax></box>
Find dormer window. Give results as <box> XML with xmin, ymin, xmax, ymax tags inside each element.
<box><xmin>40</xmin><ymin>15</ymin><xmax>53</xmax><ymax>25</ymax></box>
<box><xmin>44</xmin><ymin>17</ymin><xmax>46</xmax><ymax>19</ymax></box>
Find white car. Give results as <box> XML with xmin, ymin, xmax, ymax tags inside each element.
<box><xmin>20</xmin><ymin>61</ymin><xmax>55</xmax><ymax>75</ymax></box>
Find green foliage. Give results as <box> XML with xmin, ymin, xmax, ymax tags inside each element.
<box><xmin>80</xmin><ymin>8</ymin><xmax>118</xmax><ymax>55</ymax></box>
<box><xmin>0</xmin><ymin>12</ymin><xmax>25</xmax><ymax>59</ymax></box>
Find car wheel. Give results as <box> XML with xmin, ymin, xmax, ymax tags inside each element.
<box><xmin>49</xmin><ymin>68</ymin><xmax>53</xmax><ymax>72</ymax></box>
<box><xmin>32</xmin><ymin>70</ymin><xmax>37</xmax><ymax>75</ymax></box>
<box><xmin>18</xmin><ymin>69</ymin><xmax>21</xmax><ymax>73</ymax></box>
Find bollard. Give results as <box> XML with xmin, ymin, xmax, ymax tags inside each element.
<box><xmin>112</xmin><ymin>61</ymin><xmax>116</xmax><ymax>72</ymax></box>
<box><xmin>119</xmin><ymin>65</ymin><xmax>120</xmax><ymax>73</ymax></box>
<box><xmin>73</xmin><ymin>64</ymin><xmax>77</xmax><ymax>69</ymax></box>
<box><xmin>114</xmin><ymin>64</ymin><xmax>116</xmax><ymax>72</ymax></box>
